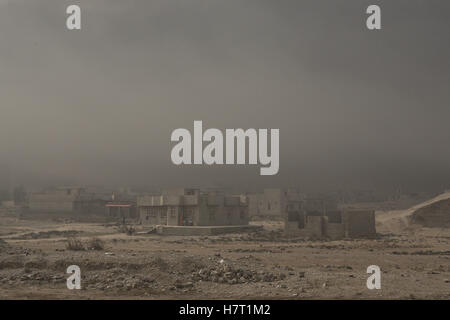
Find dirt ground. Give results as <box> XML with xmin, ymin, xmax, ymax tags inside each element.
<box><xmin>0</xmin><ymin>214</ymin><xmax>449</xmax><ymax>300</ymax></box>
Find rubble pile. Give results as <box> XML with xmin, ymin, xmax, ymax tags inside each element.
<box><xmin>85</xmin><ymin>272</ymin><xmax>155</xmax><ymax>291</ymax></box>
<box><xmin>191</xmin><ymin>263</ymin><xmax>286</xmax><ymax>285</ymax></box>
<box><xmin>0</xmin><ymin>270</ymin><xmax>64</xmax><ymax>286</ymax></box>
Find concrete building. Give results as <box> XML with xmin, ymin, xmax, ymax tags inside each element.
<box><xmin>285</xmin><ymin>209</ymin><xmax>376</xmax><ymax>239</ymax></box>
<box><xmin>105</xmin><ymin>197</ymin><xmax>137</xmax><ymax>221</ymax></box>
<box><xmin>248</xmin><ymin>189</ymin><xmax>303</xmax><ymax>218</ymax></box>
<box><xmin>302</xmin><ymin>196</ymin><xmax>339</xmax><ymax>214</ymax></box>
<box><xmin>28</xmin><ymin>187</ymin><xmax>110</xmax><ymax>217</ymax></box>
<box><xmin>74</xmin><ymin>193</ymin><xmax>111</xmax><ymax>216</ymax></box>
<box><xmin>28</xmin><ymin>187</ymin><xmax>85</xmax><ymax>213</ymax></box>
<box><xmin>137</xmin><ymin>188</ymin><xmax>249</xmax><ymax>226</ymax></box>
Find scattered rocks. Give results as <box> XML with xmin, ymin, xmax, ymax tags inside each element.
<box><xmin>85</xmin><ymin>271</ymin><xmax>155</xmax><ymax>291</ymax></box>
<box><xmin>192</xmin><ymin>263</ymin><xmax>286</xmax><ymax>285</ymax></box>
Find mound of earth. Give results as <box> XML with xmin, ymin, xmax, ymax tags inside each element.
<box><xmin>377</xmin><ymin>192</ymin><xmax>450</xmax><ymax>231</ymax></box>
<box><xmin>409</xmin><ymin>197</ymin><xmax>450</xmax><ymax>227</ymax></box>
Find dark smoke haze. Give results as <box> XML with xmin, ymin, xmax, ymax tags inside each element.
<box><xmin>0</xmin><ymin>0</ymin><xmax>449</xmax><ymax>193</ymax></box>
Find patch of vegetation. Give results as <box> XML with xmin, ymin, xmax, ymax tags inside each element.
<box><xmin>87</xmin><ymin>238</ymin><xmax>105</xmax><ymax>251</ymax></box>
<box><xmin>66</xmin><ymin>237</ymin><xmax>85</xmax><ymax>251</ymax></box>
<box><xmin>152</xmin><ymin>256</ymin><xmax>169</xmax><ymax>271</ymax></box>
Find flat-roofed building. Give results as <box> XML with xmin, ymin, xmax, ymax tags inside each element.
<box><xmin>28</xmin><ymin>187</ymin><xmax>111</xmax><ymax>218</ymax></box>
<box><xmin>137</xmin><ymin>188</ymin><xmax>249</xmax><ymax>226</ymax></box>
<box><xmin>248</xmin><ymin>188</ymin><xmax>303</xmax><ymax>218</ymax></box>
<box><xmin>28</xmin><ymin>187</ymin><xmax>85</xmax><ymax>213</ymax></box>
<box><xmin>285</xmin><ymin>208</ymin><xmax>376</xmax><ymax>239</ymax></box>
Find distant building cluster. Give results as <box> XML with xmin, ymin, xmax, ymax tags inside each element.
<box><xmin>0</xmin><ymin>185</ymin><xmax>379</xmax><ymax>239</ymax></box>
<box><xmin>248</xmin><ymin>189</ymin><xmax>375</xmax><ymax>238</ymax></box>
<box><xmin>25</xmin><ymin>186</ymin><xmax>137</xmax><ymax>221</ymax></box>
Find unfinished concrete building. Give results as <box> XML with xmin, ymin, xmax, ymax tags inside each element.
<box><xmin>302</xmin><ymin>196</ymin><xmax>339</xmax><ymax>214</ymax></box>
<box><xmin>28</xmin><ymin>187</ymin><xmax>111</xmax><ymax>218</ymax></box>
<box><xmin>105</xmin><ymin>194</ymin><xmax>137</xmax><ymax>221</ymax></box>
<box><xmin>28</xmin><ymin>187</ymin><xmax>85</xmax><ymax>214</ymax></box>
<box><xmin>285</xmin><ymin>208</ymin><xmax>376</xmax><ymax>239</ymax></box>
<box><xmin>248</xmin><ymin>189</ymin><xmax>303</xmax><ymax>218</ymax></box>
<box><xmin>137</xmin><ymin>188</ymin><xmax>249</xmax><ymax>227</ymax></box>
<box><xmin>284</xmin><ymin>196</ymin><xmax>375</xmax><ymax>239</ymax></box>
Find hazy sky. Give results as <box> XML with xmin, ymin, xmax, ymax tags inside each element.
<box><xmin>0</xmin><ymin>0</ymin><xmax>449</xmax><ymax>193</ymax></box>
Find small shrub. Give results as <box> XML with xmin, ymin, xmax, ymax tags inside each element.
<box><xmin>66</xmin><ymin>238</ymin><xmax>85</xmax><ymax>251</ymax></box>
<box><xmin>87</xmin><ymin>238</ymin><xmax>104</xmax><ymax>251</ymax></box>
<box><xmin>152</xmin><ymin>257</ymin><xmax>169</xmax><ymax>270</ymax></box>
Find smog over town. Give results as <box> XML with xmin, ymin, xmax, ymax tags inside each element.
<box><xmin>0</xmin><ymin>0</ymin><xmax>449</xmax><ymax>309</ymax></box>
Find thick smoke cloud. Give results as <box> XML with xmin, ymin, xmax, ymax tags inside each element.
<box><xmin>0</xmin><ymin>0</ymin><xmax>449</xmax><ymax>192</ymax></box>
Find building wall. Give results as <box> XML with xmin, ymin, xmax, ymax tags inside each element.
<box><xmin>167</xmin><ymin>206</ymin><xmax>180</xmax><ymax>225</ymax></box>
<box><xmin>28</xmin><ymin>187</ymin><xmax>89</xmax><ymax>214</ymax></box>
<box><xmin>106</xmin><ymin>205</ymin><xmax>137</xmax><ymax>220</ymax></box>
<box><xmin>74</xmin><ymin>199</ymin><xmax>107</xmax><ymax>215</ymax></box>
<box><xmin>248</xmin><ymin>194</ymin><xmax>262</xmax><ymax>216</ymax></box>
<box><xmin>304</xmin><ymin>216</ymin><xmax>325</xmax><ymax>238</ymax></box>
<box><xmin>324</xmin><ymin>222</ymin><xmax>345</xmax><ymax>240</ymax></box>
<box><xmin>285</xmin><ymin>221</ymin><xmax>302</xmax><ymax>236</ymax></box>
<box><xmin>284</xmin><ymin>209</ymin><xmax>375</xmax><ymax>239</ymax></box>
<box><xmin>140</xmin><ymin>206</ymin><xmax>174</xmax><ymax>225</ymax></box>
<box><xmin>343</xmin><ymin>210</ymin><xmax>376</xmax><ymax>238</ymax></box>
<box><xmin>138</xmin><ymin>192</ymin><xmax>248</xmax><ymax>227</ymax></box>
<box><xmin>284</xmin><ymin>216</ymin><xmax>325</xmax><ymax>238</ymax></box>
<box><xmin>29</xmin><ymin>192</ymin><xmax>77</xmax><ymax>213</ymax></box>
<box><xmin>263</xmin><ymin>189</ymin><xmax>286</xmax><ymax>217</ymax></box>
<box><xmin>303</xmin><ymin>197</ymin><xmax>338</xmax><ymax>214</ymax></box>
<box><xmin>248</xmin><ymin>189</ymin><xmax>302</xmax><ymax>218</ymax></box>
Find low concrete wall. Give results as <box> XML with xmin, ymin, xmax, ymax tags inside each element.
<box><xmin>284</xmin><ymin>216</ymin><xmax>325</xmax><ymax>238</ymax></box>
<box><xmin>325</xmin><ymin>222</ymin><xmax>345</xmax><ymax>240</ymax></box>
<box><xmin>304</xmin><ymin>216</ymin><xmax>324</xmax><ymax>238</ymax></box>
<box><xmin>156</xmin><ymin>225</ymin><xmax>262</xmax><ymax>236</ymax></box>
<box><xmin>284</xmin><ymin>210</ymin><xmax>376</xmax><ymax>239</ymax></box>
<box><xmin>284</xmin><ymin>221</ymin><xmax>302</xmax><ymax>237</ymax></box>
<box><xmin>343</xmin><ymin>210</ymin><xmax>376</xmax><ymax>238</ymax></box>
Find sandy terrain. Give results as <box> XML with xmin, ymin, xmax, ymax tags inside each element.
<box><xmin>0</xmin><ymin>215</ymin><xmax>449</xmax><ymax>300</ymax></box>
